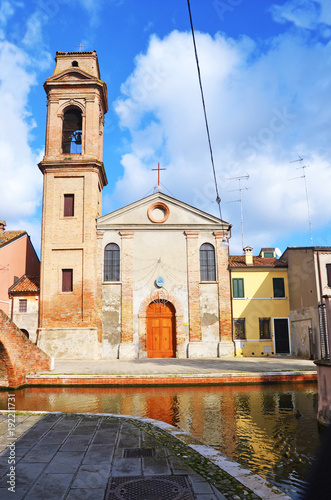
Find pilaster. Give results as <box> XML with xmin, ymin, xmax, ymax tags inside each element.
<box><xmin>214</xmin><ymin>231</ymin><xmax>234</xmax><ymax>353</ymax></box>
<box><xmin>185</xmin><ymin>230</ymin><xmax>201</xmax><ymax>342</ymax></box>
<box><xmin>120</xmin><ymin>231</ymin><xmax>134</xmax><ymax>343</ymax></box>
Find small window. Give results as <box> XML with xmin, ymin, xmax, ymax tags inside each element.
<box><xmin>72</xmin><ymin>60</ymin><xmax>79</xmax><ymax>67</ymax></box>
<box><xmin>234</xmin><ymin>319</ymin><xmax>246</xmax><ymax>340</ymax></box>
<box><xmin>64</xmin><ymin>194</ymin><xmax>74</xmax><ymax>217</ymax></box>
<box><xmin>259</xmin><ymin>318</ymin><xmax>271</xmax><ymax>340</ymax></box>
<box><xmin>327</xmin><ymin>264</ymin><xmax>331</xmax><ymax>287</ymax></box>
<box><xmin>232</xmin><ymin>278</ymin><xmax>244</xmax><ymax>298</ymax></box>
<box><xmin>200</xmin><ymin>243</ymin><xmax>216</xmax><ymax>281</ymax></box>
<box><xmin>20</xmin><ymin>329</ymin><xmax>29</xmax><ymax>339</ymax></box>
<box><xmin>104</xmin><ymin>243</ymin><xmax>120</xmax><ymax>281</ymax></box>
<box><xmin>263</xmin><ymin>251</ymin><xmax>274</xmax><ymax>258</ymax></box>
<box><xmin>273</xmin><ymin>277</ymin><xmax>285</xmax><ymax>298</ymax></box>
<box><xmin>19</xmin><ymin>299</ymin><xmax>27</xmax><ymax>313</ymax></box>
<box><xmin>62</xmin><ymin>269</ymin><xmax>73</xmax><ymax>292</ymax></box>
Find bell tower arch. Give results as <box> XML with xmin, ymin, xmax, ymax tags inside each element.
<box><xmin>38</xmin><ymin>51</ymin><xmax>108</xmax><ymax>359</ymax></box>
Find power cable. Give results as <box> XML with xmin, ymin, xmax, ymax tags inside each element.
<box><xmin>186</xmin><ymin>0</ymin><xmax>222</xmax><ymax>220</ymax></box>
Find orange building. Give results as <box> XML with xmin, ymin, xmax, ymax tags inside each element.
<box><xmin>0</xmin><ymin>221</ymin><xmax>40</xmax><ymax>316</ymax></box>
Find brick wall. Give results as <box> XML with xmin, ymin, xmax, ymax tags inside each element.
<box><xmin>0</xmin><ymin>310</ymin><xmax>50</xmax><ymax>387</ymax></box>
<box><xmin>120</xmin><ymin>231</ymin><xmax>134</xmax><ymax>343</ymax></box>
<box><xmin>214</xmin><ymin>231</ymin><xmax>233</xmax><ymax>342</ymax></box>
<box><xmin>185</xmin><ymin>231</ymin><xmax>201</xmax><ymax>342</ymax></box>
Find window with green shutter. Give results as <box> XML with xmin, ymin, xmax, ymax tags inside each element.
<box><xmin>273</xmin><ymin>277</ymin><xmax>285</xmax><ymax>297</ymax></box>
<box><xmin>232</xmin><ymin>278</ymin><xmax>244</xmax><ymax>298</ymax></box>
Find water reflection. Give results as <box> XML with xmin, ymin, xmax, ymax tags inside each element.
<box><xmin>0</xmin><ymin>383</ymin><xmax>319</xmax><ymax>499</ymax></box>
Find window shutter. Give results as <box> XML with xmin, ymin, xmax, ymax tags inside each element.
<box><xmin>233</xmin><ymin>278</ymin><xmax>244</xmax><ymax>298</ymax></box>
<box><xmin>64</xmin><ymin>194</ymin><xmax>74</xmax><ymax>217</ymax></box>
<box><xmin>273</xmin><ymin>278</ymin><xmax>285</xmax><ymax>297</ymax></box>
<box><xmin>327</xmin><ymin>264</ymin><xmax>331</xmax><ymax>287</ymax></box>
<box><xmin>62</xmin><ymin>269</ymin><xmax>73</xmax><ymax>292</ymax></box>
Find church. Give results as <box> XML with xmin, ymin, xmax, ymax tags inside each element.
<box><xmin>36</xmin><ymin>50</ymin><xmax>234</xmax><ymax>360</ymax></box>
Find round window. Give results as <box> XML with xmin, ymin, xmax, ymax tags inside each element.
<box><xmin>147</xmin><ymin>202</ymin><xmax>170</xmax><ymax>223</ymax></box>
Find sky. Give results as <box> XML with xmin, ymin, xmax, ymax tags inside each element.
<box><xmin>1</xmin><ymin>0</ymin><xmax>331</xmax><ymax>256</ymax></box>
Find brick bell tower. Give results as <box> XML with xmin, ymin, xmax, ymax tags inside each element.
<box><xmin>37</xmin><ymin>51</ymin><xmax>108</xmax><ymax>359</ymax></box>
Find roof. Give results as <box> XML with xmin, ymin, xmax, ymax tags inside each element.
<box><xmin>229</xmin><ymin>256</ymin><xmax>287</xmax><ymax>268</ymax></box>
<box><xmin>8</xmin><ymin>275</ymin><xmax>40</xmax><ymax>295</ymax></box>
<box><xmin>98</xmin><ymin>191</ymin><xmax>231</xmax><ymax>230</ymax></box>
<box><xmin>0</xmin><ymin>231</ymin><xmax>26</xmax><ymax>249</ymax></box>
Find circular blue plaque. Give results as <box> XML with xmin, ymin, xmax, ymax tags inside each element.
<box><xmin>156</xmin><ymin>276</ymin><xmax>164</xmax><ymax>288</ymax></box>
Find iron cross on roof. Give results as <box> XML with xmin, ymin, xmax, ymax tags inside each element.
<box><xmin>76</xmin><ymin>43</ymin><xmax>85</xmax><ymax>52</ymax></box>
<box><xmin>152</xmin><ymin>163</ymin><xmax>166</xmax><ymax>186</ymax></box>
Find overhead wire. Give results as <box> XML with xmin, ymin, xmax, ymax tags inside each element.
<box><xmin>186</xmin><ymin>0</ymin><xmax>223</xmax><ymax>220</ymax></box>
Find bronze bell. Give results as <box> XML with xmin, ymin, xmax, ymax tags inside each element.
<box><xmin>73</xmin><ymin>131</ymin><xmax>82</xmax><ymax>145</ymax></box>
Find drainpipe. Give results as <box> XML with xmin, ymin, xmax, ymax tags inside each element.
<box><xmin>317</xmin><ymin>250</ymin><xmax>324</xmax><ymax>302</ymax></box>
<box><xmin>318</xmin><ymin>250</ymin><xmax>331</xmax><ymax>358</ymax></box>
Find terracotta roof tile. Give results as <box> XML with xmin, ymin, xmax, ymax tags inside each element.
<box><xmin>229</xmin><ymin>256</ymin><xmax>287</xmax><ymax>268</ymax></box>
<box><xmin>0</xmin><ymin>231</ymin><xmax>26</xmax><ymax>248</ymax></box>
<box><xmin>9</xmin><ymin>275</ymin><xmax>40</xmax><ymax>294</ymax></box>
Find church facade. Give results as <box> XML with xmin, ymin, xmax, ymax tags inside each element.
<box><xmin>36</xmin><ymin>51</ymin><xmax>234</xmax><ymax>360</ymax></box>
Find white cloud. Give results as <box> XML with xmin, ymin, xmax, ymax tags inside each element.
<box><xmin>112</xmin><ymin>29</ymin><xmax>331</xmax><ymax>253</ymax></box>
<box><xmin>0</xmin><ymin>41</ymin><xmax>42</xmax><ymax>236</ymax></box>
<box><xmin>0</xmin><ymin>1</ymin><xmax>16</xmax><ymax>26</ymax></box>
<box><xmin>270</xmin><ymin>0</ymin><xmax>331</xmax><ymax>30</ymax></box>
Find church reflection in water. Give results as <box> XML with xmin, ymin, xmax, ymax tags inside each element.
<box><xmin>0</xmin><ymin>383</ymin><xmax>319</xmax><ymax>499</ymax></box>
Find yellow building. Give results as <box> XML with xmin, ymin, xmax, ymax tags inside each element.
<box><xmin>230</xmin><ymin>247</ymin><xmax>290</xmax><ymax>357</ymax></box>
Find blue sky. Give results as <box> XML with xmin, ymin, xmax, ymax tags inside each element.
<box><xmin>1</xmin><ymin>0</ymin><xmax>331</xmax><ymax>255</ymax></box>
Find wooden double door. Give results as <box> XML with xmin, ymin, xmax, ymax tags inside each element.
<box><xmin>146</xmin><ymin>302</ymin><xmax>176</xmax><ymax>358</ymax></box>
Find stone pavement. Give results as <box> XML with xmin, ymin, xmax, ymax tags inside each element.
<box><xmin>25</xmin><ymin>356</ymin><xmax>317</xmax><ymax>388</ymax></box>
<box><xmin>47</xmin><ymin>356</ymin><xmax>316</xmax><ymax>376</ymax></box>
<box><xmin>0</xmin><ymin>412</ymin><xmax>291</xmax><ymax>500</ymax></box>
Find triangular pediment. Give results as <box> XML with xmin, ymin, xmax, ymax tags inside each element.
<box><xmin>98</xmin><ymin>192</ymin><xmax>231</xmax><ymax>230</ymax></box>
<box><xmin>47</xmin><ymin>69</ymin><xmax>95</xmax><ymax>83</ymax></box>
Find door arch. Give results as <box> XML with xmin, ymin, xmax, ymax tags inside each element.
<box><xmin>146</xmin><ymin>301</ymin><xmax>176</xmax><ymax>358</ymax></box>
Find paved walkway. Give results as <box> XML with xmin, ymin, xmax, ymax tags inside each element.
<box><xmin>47</xmin><ymin>356</ymin><xmax>316</xmax><ymax>375</ymax></box>
<box><xmin>25</xmin><ymin>356</ymin><xmax>317</xmax><ymax>387</ymax></box>
<box><xmin>0</xmin><ymin>412</ymin><xmax>291</xmax><ymax>500</ymax></box>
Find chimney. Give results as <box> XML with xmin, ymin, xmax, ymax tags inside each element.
<box><xmin>0</xmin><ymin>220</ymin><xmax>6</xmax><ymax>234</ymax></box>
<box><xmin>243</xmin><ymin>246</ymin><xmax>253</xmax><ymax>266</ymax></box>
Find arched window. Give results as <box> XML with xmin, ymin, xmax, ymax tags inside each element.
<box><xmin>62</xmin><ymin>107</ymin><xmax>82</xmax><ymax>154</ymax></box>
<box><xmin>104</xmin><ymin>243</ymin><xmax>120</xmax><ymax>281</ymax></box>
<box><xmin>200</xmin><ymin>243</ymin><xmax>216</xmax><ymax>281</ymax></box>
<box><xmin>20</xmin><ymin>329</ymin><xmax>29</xmax><ymax>339</ymax></box>
<box><xmin>72</xmin><ymin>60</ymin><xmax>79</xmax><ymax>67</ymax></box>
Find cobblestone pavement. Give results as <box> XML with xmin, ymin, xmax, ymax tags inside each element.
<box><xmin>0</xmin><ymin>413</ymin><xmax>291</xmax><ymax>500</ymax></box>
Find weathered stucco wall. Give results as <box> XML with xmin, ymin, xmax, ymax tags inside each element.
<box><xmin>315</xmin><ymin>361</ymin><xmax>331</xmax><ymax>425</ymax></box>
<box><xmin>102</xmin><ymin>283</ymin><xmax>121</xmax><ymax>358</ymax></box>
<box><xmin>38</xmin><ymin>328</ymin><xmax>99</xmax><ymax>359</ymax></box>
<box><xmin>11</xmin><ymin>295</ymin><xmax>39</xmax><ymax>343</ymax></box>
<box><xmin>200</xmin><ymin>283</ymin><xmax>219</xmax><ymax>342</ymax></box>
<box><xmin>290</xmin><ymin>310</ymin><xmax>318</xmax><ymax>358</ymax></box>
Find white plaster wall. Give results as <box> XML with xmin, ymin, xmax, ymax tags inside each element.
<box><xmin>132</xmin><ymin>230</ymin><xmax>189</xmax><ymax>321</ymax></box>
<box><xmin>11</xmin><ymin>295</ymin><xmax>39</xmax><ymax>343</ymax></box>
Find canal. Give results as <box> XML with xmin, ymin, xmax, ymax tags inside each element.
<box><xmin>0</xmin><ymin>382</ymin><xmax>320</xmax><ymax>499</ymax></box>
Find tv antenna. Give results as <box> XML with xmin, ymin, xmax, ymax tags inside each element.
<box><xmin>227</xmin><ymin>174</ymin><xmax>250</xmax><ymax>250</ymax></box>
<box><xmin>289</xmin><ymin>156</ymin><xmax>313</xmax><ymax>246</ymax></box>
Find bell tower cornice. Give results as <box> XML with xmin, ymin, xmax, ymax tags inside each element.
<box><xmin>38</xmin><ymin>158</ymin><xmax>108</xmax><ymax>188</ymax></box>
<box><xmin>41</xmin><ymin>50</ymin><xmax>108</xmax><ymax>170</ymax></box>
